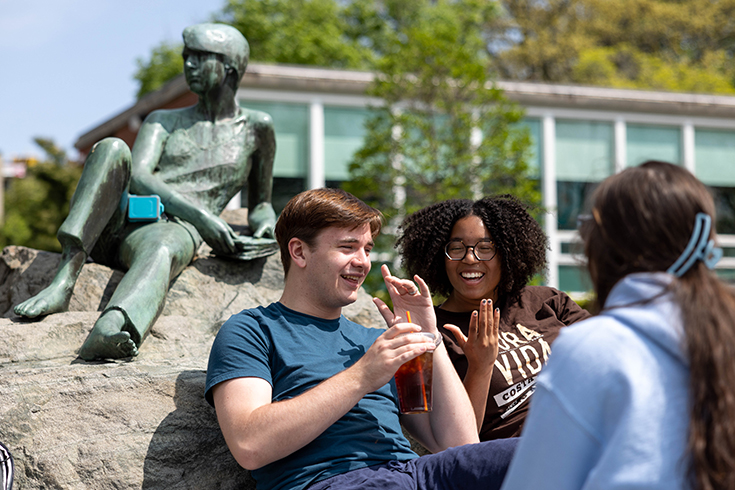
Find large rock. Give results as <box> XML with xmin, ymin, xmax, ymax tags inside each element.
<box><xmin>0</xmin><ymin>244</ymin><xmax>386</xmax><ymax>489</ymax></box>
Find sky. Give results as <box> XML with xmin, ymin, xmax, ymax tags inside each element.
<box><xmin>0</xmin><ymin>0</ymin><xmax>226</xmax><ymax>161</ymax></box>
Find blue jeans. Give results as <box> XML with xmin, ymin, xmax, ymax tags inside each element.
<box><xmin>307</xmin><ymin>438</ymin><xmax>518</xmax><ymax>490</ymax></box>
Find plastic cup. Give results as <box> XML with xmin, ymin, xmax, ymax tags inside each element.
<box><xmin>394</xmin><ymin>332</ymin><xmax>434</xmax><ymax>414</ymax></box>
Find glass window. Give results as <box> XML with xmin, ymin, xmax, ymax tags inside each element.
<box><xmin>240</xmin><ymin>100</ymin><xmax>309</xmax><ymax>179</ymax></box>
<box><xmin>696</xmin><ymin>128</ymin><xmax>735</xmax><ymax>234</ymax></box>
<box><xmin>695</xmin><ymin>128</ymin><xmax>735</xmax><ymax>187</ymax></box>
<box><xmin>324</xmin><ymin>106</ymin><xmax>371</xmax><ymax>181</ymax></box>
<box><xmin>627</xmin><ymin>124</ymin><xmax>680</xmax><ymax>167</ymax></box>
<box><xmin>555</xmin><ymin>120</ymin><xmax>613</xmax><ymax>230</ymax></box>
<box><xmin>556</xmin><ymin>120</ymin><xmax>613</xmax><ymax>182</ymax></box>
<box><xmin>272</xmin><ymin>177</ymin><xmax>306</xmax><ymax>214</ymax></box>
<box><xmin>558</xmin><ymin>265</ymin><xmax>593</xmax><ymax>294</ymax></box>
<box><xmin>709</xmin><ymin>186</ymin><xmax>735</xmax><ymax>235</ymax></box>
<box><xmin>521</xmin><ymin>118</ymin><xmax>541</xmax><ymax>179</ymax></box>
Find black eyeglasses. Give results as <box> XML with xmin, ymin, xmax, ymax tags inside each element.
<box><xmin>444</xmin><ymin>239</ymin><xmax>497</xmax><ymax>261</ymax></box>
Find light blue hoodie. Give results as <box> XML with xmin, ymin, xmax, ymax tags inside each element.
<box><xmin>501</xmin><ymin>272</ymin><xmax>691</xmax><ymax>490</ymax></box>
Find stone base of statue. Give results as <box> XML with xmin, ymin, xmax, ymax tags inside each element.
<box><xmin>0</xmin><ymin>243</ymin><xmax>394</xmax><ymax>489</ymax></box>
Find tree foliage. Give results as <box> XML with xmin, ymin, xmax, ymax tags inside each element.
<box><xmin>218</xmin><ymin>0</ymin><xmax>377</xmax><ymax>68</ymax></box>
<box><xmin>134</xmin><ymin>0</ymin><xmax>735</xmax><ymax>97</ymax></box>
<box><xmin>133</xmin><ymin>0</ymin><xmax>394</xmax><ymax>97</ymax></box>
<box><xmin>345</xmin><ymin>0</ymin><xmax>539</xmax><ymax>223</ymax></box>
<box><xmin>0</xmin><ymin>140</ymin><xmax>82</xmax><ymax>252</ymax></box>
<box><xmin>134</xmin><ymin>41</ymin><xmax>185</xmax><ymax>99</ymax></box>
<box><xmin>488</xmin><ymin>0</ymin><xmax>735</xmax><ymax>94</ymax></box>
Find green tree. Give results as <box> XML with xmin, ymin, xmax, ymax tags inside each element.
<box><xmin>0</xmin><ymin>139</ymin><xmax>82</xmax><ymax>252</ymax></box>
<box><xmin>344</xmin><ymin>0</ymin><xmax>539</xmax><ymax>294</ymax></box>
<box><xmin>488</xmin><ymin>0</ymin><xmax>735</xmax><ymax>94</ymax></box>
<box><xmin>132</xmin><ymin>0</ymin><xmax>393</xmax><ymax>97</ymax></box>
<box><xmin>134</xmin><ymin>41</ymin><xmax>185</xmax><ymax>99</ymax></box>
<box><xmin>487</xmin><ymin>0</ymin><xmax>589</xmax><ymax>83</ymax></box>
<box><xmin>346</xmin><ymin>0</ymin><xmax>538</xmax><ymax>220</ymax></box>
<box><xmin>219</xmin><ymin>0</ymin><xmax>377</xmax><ymax>68</ymax></box>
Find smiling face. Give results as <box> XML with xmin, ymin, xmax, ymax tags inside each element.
<box><xmin>302</xmin><ymin>224</ymin><xmax>374</xmax><ymax>318</ymax></box>
<box><xmin>441</xmin><ymin>215</ymin><xmax>502</xmax><ymax>312</ymax></box>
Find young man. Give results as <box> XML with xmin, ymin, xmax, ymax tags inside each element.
<box><xmin>205</xmin><ymin>188</ymin><xmax>517</xmax><ymax>490</ymax></box>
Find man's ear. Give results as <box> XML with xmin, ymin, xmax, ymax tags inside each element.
<box><xmin>288</xmin><ymin>237</ymin><xmax>308</xmax><ymax>270</ymax></box>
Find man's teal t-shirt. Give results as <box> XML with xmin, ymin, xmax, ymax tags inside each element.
<box><xmin>205</xmin><ymin>302</ymin><xmax>418</xmax><ymax>490</ymax></box>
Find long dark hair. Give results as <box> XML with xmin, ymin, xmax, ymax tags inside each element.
<box><xmin>582</xmin><ymin>161</ymin><xmax>735</xmax><ymax>490</ymax></box>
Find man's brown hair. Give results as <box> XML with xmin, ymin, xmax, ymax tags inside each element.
<box><xmin>275</xmin><ymin>188</ymin><xmax>383</xmax><ymax>275</ymax></box>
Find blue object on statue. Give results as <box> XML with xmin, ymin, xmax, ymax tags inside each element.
<box><xmin>127</xmin><ymin>195</ymin><xmax>164</xmax><ymax>222</ymax></box>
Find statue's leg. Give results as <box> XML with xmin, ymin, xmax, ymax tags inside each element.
<box><xmin>77</xmin><ymin>221</ymin><xmax>197</xmax><ymax>360</ymax></box>
<box><xmin>14</xmin><ymin>138</ymin><xmax>131</xmax><ymax>318</ymax></box>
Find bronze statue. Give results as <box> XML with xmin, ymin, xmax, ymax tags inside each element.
<box><xmin>14</xmin><ymin>23</ymin><xmax>277</xmax><ymax>361</ymax></box>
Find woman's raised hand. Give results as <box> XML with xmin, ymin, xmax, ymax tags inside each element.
<box><xmin>374</xmin><ymin>264</ymin><xmax>436</xmax><ymax>333</ymax></box>
<box><xmin>444</xmin><ymin>299</ymin><xmax>499</xmax><ymax>372</ymax></box>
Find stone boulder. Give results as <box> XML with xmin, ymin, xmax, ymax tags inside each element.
<box><xmin>0</xmin><ymin>244</ymin><xmax>387</xmax><ymax>489</ymax></box>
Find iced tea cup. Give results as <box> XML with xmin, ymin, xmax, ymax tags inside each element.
<box><xmin>394</xmin><ymin>332</ymin><xmax>435</xmax><ymax>414</ymax></box>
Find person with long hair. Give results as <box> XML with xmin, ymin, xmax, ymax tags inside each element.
<box><xmin>396</xmin><ymin>195</ymin><xmax>590</xmax><ymax>440</ymax></box>
<box><xmin>501</xmin><ymin>160</ymin><xmax>735</xmax><ymax>490</ymax></box>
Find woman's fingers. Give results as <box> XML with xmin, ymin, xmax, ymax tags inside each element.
<box><xmin>382</xmin><ymin>264</ymin><xmax>423</xmax><ymax>297</ymax></box>
<box><xmin>492</xmin><ymin>305</ymin><xmax>500</xmax><ymax>338</ymax></box>
<box><xmin>373</xmin><ymin>297</ymin><xmax>399</xmax><ymax>327</ymax></box>
<box><xmin>443</xmin><ymin>323</ymin><xmax>466</xmax><ymax>348</ymax></box>
<box><xmin>470</xmin><ymin>299</ymin><xmax>493</xmax><ymax>341</ymax></box>
<box><xmin>481</xmin><ymin>299</ymin><xmax>491</xmax><ymax>338</ymax></box>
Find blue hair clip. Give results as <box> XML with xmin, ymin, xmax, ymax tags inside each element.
<box><xmin>666</xmin><ymin>213</ymin><xmax>723</xmax><ymax>277</ymax></box>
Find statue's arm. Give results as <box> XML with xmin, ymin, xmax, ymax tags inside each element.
<box><xmin>129</xmin><ymin>111</ymin><xmax>239</xmax><ymax>254</ymax></box>
<box><xmin>247</xmin><ymin>112</ymin><xmax>277</xmax><ymax>239</ymax></box>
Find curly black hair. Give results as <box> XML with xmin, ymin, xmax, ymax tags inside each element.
<box><xmin>396</xmin><ymin>195</ymin><xmax>548</xmax><ymax>309</ymax></box>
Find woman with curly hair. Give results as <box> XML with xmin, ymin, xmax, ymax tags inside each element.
<box><xmin>502</xmin><ymin>161</ymin><xmax>735</xmax><ymax>490</ymax></box>
<box><xmin>396</xmin><ymin>195</ymin><xmax>589</xmax><ymax>441</ymax></box>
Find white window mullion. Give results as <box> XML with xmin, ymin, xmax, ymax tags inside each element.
<box><xmin>542</xmin><ymin>113</ymin><xmax>558</xmax><ymax>288</ymax></box>
<box><xmin>682</xmin><ymin>120</ymin><xmax>695</xmax><ymax>174</ymax></box>
<box><xmin>309</xmin><ymin>99</ymin><xmax>325</xmax><ymax>189</ymax></box>
<box><xmin>614</xmin><ymin>117</ymin><xmax>626</xmax><ymax>173</ymax></box>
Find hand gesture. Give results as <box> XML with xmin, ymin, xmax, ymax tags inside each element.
<box><xmin>444</xmin><ymin>299</ymin><xmax>499</xmax><ymax>375</ymax></box>
<box><xmin>376</xmin><ymin>264</ymin><xmax>436</xmax><ymax>334</ymax></box>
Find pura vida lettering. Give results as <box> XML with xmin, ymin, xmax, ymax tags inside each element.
<box><xmin>494</xmin><ymin>323</ymin><xmax>552</xmax><ymax>386</ymax></box>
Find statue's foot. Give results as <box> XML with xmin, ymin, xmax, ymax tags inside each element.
<box><xmin>14</xmin><ymin>284</ymin><xmax>72</xmax><ymax>318</ymax></box>
<box><xmin>14</xmin><ymin>248</ymin><xmax>85</xmax><ymax>318</ymax></box>
<box><xmin>78</xmin><ymin>311</ymin><xmax>139</xmax><ymax>361</ymax></box>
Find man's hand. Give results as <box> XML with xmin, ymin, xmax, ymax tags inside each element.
<box><xmin>353</xmin><ymin>322</ymin><xmax>436</xmax><ymax>394</ymax></box>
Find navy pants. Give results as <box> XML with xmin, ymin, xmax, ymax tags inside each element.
<box><xmin>308</xmin><ymin>438</ymin><xmax>518</xmax><ymax>490</ymax></box>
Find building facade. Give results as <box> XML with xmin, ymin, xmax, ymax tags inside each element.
<box><xmin>75</xmin><ymin>63</ymin><xmax>735</xmax><ymax>293</ymax></box>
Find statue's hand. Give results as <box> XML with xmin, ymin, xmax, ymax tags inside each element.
<box><xmin>249</xmin><ymin>202</ymin><xmax>277</xmax><ymax>239</ymax></box>
<box><xmin>198</xmin><ymin>213</ymin><xmax>239</xmax><ymax>255</ymax></box>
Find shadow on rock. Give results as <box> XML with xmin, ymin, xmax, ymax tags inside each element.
<box><xmin>190</xmin><ymin>253</ymin><xmax>274</xmax><ymax>287</ymax></box>
<box><xmin>142</xmin><ymin>370</ymin><xmax>256</xmax><ymax>490</ymax></box>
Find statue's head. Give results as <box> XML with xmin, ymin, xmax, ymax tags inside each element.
<box><xmin>182</xmin><ymin>23</ymin><xmax>249</xmax><ymax>83</ymax></box>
